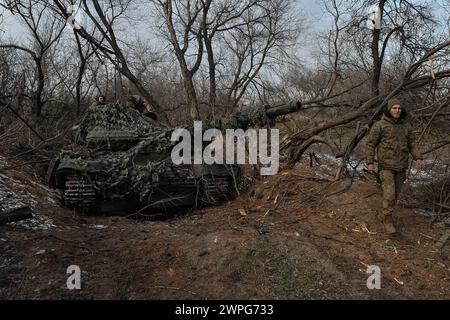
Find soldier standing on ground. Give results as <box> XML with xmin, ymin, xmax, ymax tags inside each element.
<box><xmin>365</xmin><ymin>98</ymin><xmax>423</xmax><ymax>234</ymax></box>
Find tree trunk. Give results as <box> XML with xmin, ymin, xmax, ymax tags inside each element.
<box><xmin>35</xmin><ymin>58</ymin><xmax>45</xmax><ymax>117</ymax></box>
<box><xmin>204</xmin><ymin>34</ymin><xmax>216</xmax><ymax>116</ymax></box>
<box><xmin>371</xmin><ymin>28</ymin><xmax>382</xmax><ymax>97</ymax></box>
<box><xmin>76</xmin><ymin>59</ymin><xmax>86</xmax><ymax>115</ymax></box>
<box><xmin>370</xmin><ymin>0</ymin><xmax>386</xmax><ymax>97</ymax></box>
<box><xmin>183</xmin><ymin>74</ymin><xmax>200</xmax><ymax>120</ymax></box>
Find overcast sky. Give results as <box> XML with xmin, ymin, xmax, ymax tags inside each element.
<box><xmin>0</xmin><ymin>0</ymin><xmax>448</xmax><ymax>63</ymax></box>
<box><xmin>0</xmin><ymin>1</ymin><xmax>325</xmax><ymax>41</ymax></box>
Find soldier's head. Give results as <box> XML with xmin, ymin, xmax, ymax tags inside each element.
<box><xmin>97</xmin><ymin>95</ymin><xmax>106</xmax><ymax>105</ymax></box>
<box><xmin>387</xmin><ymin>98</ymin><xmax>402</xmax><ymax>120</ymax></box>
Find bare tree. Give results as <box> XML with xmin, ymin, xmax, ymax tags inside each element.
<box><xmin>150</xmin><ymin>0</ymin><xmax>204</xmax><ymax>119</ymax></box>
<box><xmin>0</xmin><ymin>0</ymin><xmax>66</xmax><ymax>117</ymax></box>
<box><xmin>51</xmin><ymin>0</ymin><xmax>169</xmax><ymax>121</ymax></box>
<box><xmin>201</xmin><ymin>0</ymin><xmax>259</xmax><ymax>114</ymax></box>
<box><xmin>149</xmin><ymin>0</ymin><xmax>300</xmax><ymax>119</ymax></box>
<box><xmin>339</xmin><ymin>1</ymin><xmax>436</xmax><ymax>96</ymax></box>
<box><xmin>220</xmin><ymin>0</ymin><xmax>300</xmax><ymax>109</ymax></box>
<box><xmin>73</xmin><ymin>32</ymin><xmax>98</xmax><ymax>114</ymax></box>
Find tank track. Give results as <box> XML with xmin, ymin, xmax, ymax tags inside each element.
<box><xmin>200</xmin><ymin>176</ymin><xmax>234</xmax><ymax>204</ymax></box>
<box><xmin>64</xmin><ymin>174</ymin><xmax>96</xmax><ymax>212</ymax></box>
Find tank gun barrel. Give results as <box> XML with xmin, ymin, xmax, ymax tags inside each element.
<box><xmin>265</xmin><ymin>101</ymin><xmax>302</xmax><ymax>119</ymax></box>
<box><xmin>208</xmin><ymin>100</ymin><xmax>302</xmax><ymax>130</ymax></box>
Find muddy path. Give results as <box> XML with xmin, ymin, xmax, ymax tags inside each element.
<box><xmin>0</xmin><ymin>157</ymin><xmax>449</xmax><ymax>300</ymax></box>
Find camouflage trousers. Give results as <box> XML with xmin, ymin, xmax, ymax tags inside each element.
<box><xmin>379</xmin><ymin>170</ymin><xmax>406</xmax><ymax>217</ymax></box>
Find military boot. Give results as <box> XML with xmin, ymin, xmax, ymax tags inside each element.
<box><xmin>381</xmin><ymin>215</ymin><xmax>396</xmax><ymax>234</ymax></box>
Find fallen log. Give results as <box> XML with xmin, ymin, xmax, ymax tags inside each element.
<box><xmin>0</xmin><ymin>206</ymin><xmax>32</xmax><ymax>225</ymax></box>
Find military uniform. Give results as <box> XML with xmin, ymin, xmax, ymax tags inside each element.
<box><xmin>365</xmin><ymin>98</ymin><xmax>423</xmax><ymax>233</ymax></box>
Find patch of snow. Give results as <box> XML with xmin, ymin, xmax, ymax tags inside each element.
<box><xmin>11</xmin><ymin>214</ymin><xmax>56</xmax><ymax>231</ymax></box>
<box><xmin>409</xmin><ymin>168</ymin><xmax>448</xmax><ymax>187</ymax></box>
<box><xmin>88</xmin><ymin>224</ymin><xmax>107</xmax><ymax>230</ymax></box>
<box><xmin>1</xmin><ymin>161</ymin><xmax>59</xmax><ymax>231</ymax></box>
<box><xmin>316</xmin><ymin>153</ymin><xmax>449</xmax><ymax>185</ymax></box>
<box><xmin>414</xmin><ymin>208</ymin><xmax>435</xmax><ymax>218</ymax></box>
<box><xmin>317</xmin><ymin>153</ymin><xmax>366</xmax><ymax>172</ymax></box>
<box><xmin>45</xmin><ymin>196</ymin><xmax>58</xmax><ymax>206</ymax></box>
<box><xmin>35</xmin><ymin>249</ymin><xmax>46</xmax><ymax>255</ymax></box>
<box><xmin>0</xmin><ymin>189</ymin><xmax>27</xmax><ymax>212</ymax></box>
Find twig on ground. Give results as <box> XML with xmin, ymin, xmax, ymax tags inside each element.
<box><xmin>154</xmin><ymin>285</ymin><xmax>198</xmax><ymax>296</ymax></box>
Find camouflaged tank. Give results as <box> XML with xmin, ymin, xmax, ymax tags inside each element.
<box><xmin>46</xmin><ymin>100</ymin><xmax>301</xmax><ymax>214</ymax></box>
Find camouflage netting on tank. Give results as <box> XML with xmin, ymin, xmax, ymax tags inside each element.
<box><xmin>57</xmin><ymin>99</ymin><xmax>185</xmax><ymax>204</ymax></box>
<box><xmin>76</xmin><ymin>102</ymin><xmax>166</xmax><ymax>144</ymax></box>
<box><xmin>246</xmin><ymin>104</ymin><xmax>275</xmax><ymax>127</ymax></box>
<box><xmin>59</xmin><ymin>140</ymin><xmax>175</xmax><ymax>202</ymax></box>
<box><xmin>60</xmin><ymin>150</ymin><xmax>131</xmax><ymax>197</ymax></box>
<box><xmin>130</xmin><ymin>132</ymin><xmax>175</xmax><ymax>155</ymax></box>
<box><xmin>129</xmin><ymin>159</ymin><xmax>173</xmax><ymax>203</ymax></box>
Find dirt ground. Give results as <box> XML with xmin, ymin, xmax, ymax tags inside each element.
<box><xmin>0</xmin><ymin>156</ymin><xmax>449</xmax><ymax>300</ymax></box>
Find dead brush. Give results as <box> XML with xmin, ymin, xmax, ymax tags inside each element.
<box><xmin>413</xmin><ymin>174</ymin><xmax>450</xmax><ymax>223</ymax></box>
<box><xmin>0</xmin><ymin>108</ymin><xmax>81</xmax><ymax>179</ymax></box>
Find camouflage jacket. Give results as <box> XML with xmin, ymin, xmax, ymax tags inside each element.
<box><xmin>365</xmin><ymin>114</ymin><xmax>423</xmax><ymax>171</ymax></box>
